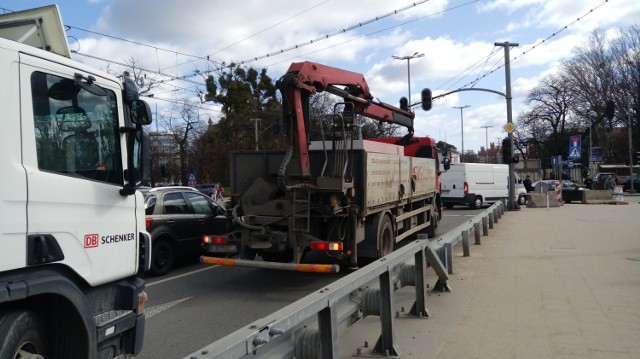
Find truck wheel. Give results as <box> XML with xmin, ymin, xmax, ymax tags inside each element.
<box><xmin>470</xmin><ymin>196</ymin><xmax>482</xmax><ymax>209</ymax></box>
<box><xmin>149</xmin><ymin>239</ymin><xmax>174</xmax><ymax>276</ymax></box>
<box><xmin>0</xmin><ymin>310</ymin><xmax>48</xmax><ymax>359</ymax></box>
<box><xmin>378</xmin><ymin>215</ymin><xmax>394</xmax><ymax>258</ymax></box>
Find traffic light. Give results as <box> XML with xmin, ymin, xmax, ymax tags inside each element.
<box><xmin>399</xmin><ymin>96</ymin><xmax>408</xmax><ymax>111</ymax></box>
<box><xmin>635</xmin><ymin>151</ymin><xmax>640</xmax><ymax>165</ymax></box>
<box><xmin>502</xmin><ymin>138</ymin><xmax>511</xmax><ymax>164</ymax></box>
<box><xmin>421</xmin><ymin>88</ymin><xmax>432</xmax><ymax>111</ymax></box>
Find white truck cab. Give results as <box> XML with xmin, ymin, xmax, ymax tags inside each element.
<box><xmin>1</xmin><ymin>5</ymin><xmax>152</xmax><ymax>358</ymax></box>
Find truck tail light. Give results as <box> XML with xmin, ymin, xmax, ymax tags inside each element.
<box><xmin>145</xmin><ymin>218</ymin><xmax>153</xmax><ymax>230</ymax></box>
<box><xmin>310</xmin><ymin>241</ymin><xmax>343</xmax><ymax>251</ymax></box>
<box><xmin>202</xmin><ymin>235</ymin><xmax>228</xmax><ymax>245</ymax></box>
<box><xmin>464</xmin><ymin>181</ymin><xmax>469</xmax><ymax>195</ymax></box>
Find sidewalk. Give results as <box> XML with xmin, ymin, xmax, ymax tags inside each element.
<box><xmin>340</xmin><ymin>199</ymin><xmax>640</xmax><ymax>358</ymax></box>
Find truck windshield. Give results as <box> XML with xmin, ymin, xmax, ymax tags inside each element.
<box><xmin>30</xmin><ymin>71</ymin><xmax>123</xmax><ymax>185</ymax></box>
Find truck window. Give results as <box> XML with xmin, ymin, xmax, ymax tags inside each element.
<box><xmin>30</xmin><ymin>71</ymin><xmax>123</xmax><ymax>185</ymax></box>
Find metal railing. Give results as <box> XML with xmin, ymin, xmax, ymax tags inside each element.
<box><xmin>183</xmin><ymin>201</ymin><xmax>506</xmax><ymax>359</ymax></box>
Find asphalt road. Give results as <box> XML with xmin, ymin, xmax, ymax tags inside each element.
<box><xmin>137</xmin><ymin>206</ymin><xmax>486</xmax><ymax>359</ymax></box>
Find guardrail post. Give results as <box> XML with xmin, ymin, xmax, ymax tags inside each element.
<box><xmin>482</xmin><ymin>216</ymin><xmax>489</xmax><ymax>235</ymax></box>
<box><xmin>488</xmin><ymin>212</ymin><xmax>494</xmax><ymax>229</ymax></box>
<box><xmin>425</xmin><ymin>244</ymin><xmax>450</xmax><ymax>292</ymax></box>
<box><xmin>474</xmin><ymin>222</ymin><xmax>481</xmax><ymax>244</ymax></box>
<box><xmin>410</xmin><ymin>248</ymin><xmax>429</xmax><ymax>317</ymax></box>
<box><xmin>462</xmin><ymin>230</ymin><xmax>470</xmax><ymax>256</ymax></box>
<box><xmin>373</xmin><ymin>271</ymin><xmax>399</xmax><ymax>356</ymax></box>
<box><xmin>444</xmin><ymin>242</ymin><xmax>453</xmax><ymax>274</ymax></box>
<box><xmin>318</xmin><ymin>306</ymin><xmax>339</xmax><ymax>358</ymax></box>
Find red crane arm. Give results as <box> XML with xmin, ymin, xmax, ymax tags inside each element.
<box><xmin>278</xmin><ymin>61</ymin><xmax>415</xmax><ymax>178</ymax></box>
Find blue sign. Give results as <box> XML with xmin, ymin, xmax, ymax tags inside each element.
<box><xmin>551</xmin><ymin>156</ymin><xmax>558</xmax><ymax>166</ymax></box>
<box><xmin>568</xmin><ymin>135</ymin><xmax>581</xmax><ymax>159</ymax></box>
<box><xmin>188</xmin><ymin>173</ymin><xmax>196</xmax><ymax>181</ymax></box>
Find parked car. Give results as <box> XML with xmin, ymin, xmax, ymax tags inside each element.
<box><xmin>144</xmin><ymin>187</ymin><xmax>228</xmax><ymax>276</ymax></box>
<box><xmin>591</xmin><ymin>172</ymin><xmax>620</xmax><ymax>190</ymax></box>
<box><xmin>531</xmin><ymin>179</ymin><xmax>588</xmax><ymax>203</ymax></box>
<box><xmin>623</xmin><ymin>173</ymin><xmax>640</xmax><ymax>192</ymax></box>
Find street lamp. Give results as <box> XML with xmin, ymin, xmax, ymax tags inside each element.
<box><xmin>453</xmin><ymin>105</ymin><xmax>470</xmax><ymax>162</ymax></box>
<box><xmin>392</xmin><ymin>52</ymin><xmax>424</xmax><ymax>104</ymax></box>
<box><xmin>481</xmin><ymin>125</ymin><xmax>493</xmax><ymax>162</ymax></box>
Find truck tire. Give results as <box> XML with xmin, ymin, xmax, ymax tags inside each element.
<box><xmin>149</xmin><ymin>238</ymin><xmax>174</xmax><ymax>276</ymax></box>
<box><xmin>0</xmin><ymin>310</ymin><xmax>48</xmax><ymax>359</ymax></box>
<box><xmin>470</xmin><ymin>196</ymin><xmax>482</xmax><ymax>209</ymax></box>
<box><xmin>378</xmin><ymin>215</ymin><xmax>394</xmax><ymax>258</ymax></box>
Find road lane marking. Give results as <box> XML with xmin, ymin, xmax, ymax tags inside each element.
<box><xmin>146</xmin><ymin>297</ymin><xmax>193</xmax><ymax>319</ymax></box>
<box><xmin>146</xmin><ymin>265</ymin><xmax>219</xmax><ymax>287</ymax></box>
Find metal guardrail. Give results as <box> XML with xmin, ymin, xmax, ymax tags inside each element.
<box><xmin>183</xmin><ymin>201</ymin><xmax>507</xmax><ymax>359</ymax></box>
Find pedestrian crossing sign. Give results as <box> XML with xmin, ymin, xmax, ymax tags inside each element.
<box><xmin>568</xmin><ymin>135</ymin><xmax>581</xmax><ymax>159</ymax></box>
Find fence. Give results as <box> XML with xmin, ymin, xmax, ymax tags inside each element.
<box><xmin>183</xmin><ymin>201</ymin><xmax>507</xmax><ymax>359</ymax></box>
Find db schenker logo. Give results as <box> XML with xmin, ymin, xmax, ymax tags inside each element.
<box><xmin>84</xmin><ymin>234</ymin><xmax>99</xmax><ymax>248</ymax></box>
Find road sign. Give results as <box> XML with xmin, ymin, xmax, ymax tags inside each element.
<box><xmin>551</xmin><ymin>156</ymin><xmax>558</xmax><ymax>166</ymax></box>
<box><xmin>188</xmin><ymin>173</ymin><xmax>196</xmax><ymax>181</ymax></box>
<box><xmin>503</xmin><ymin>122</ymin><xmax>516</xmax><ymax>133</ymax></box>
<box><xmin>568</xmin><ymin>135</ymin><xmax>581</xmax><ymax>159</ymax></box>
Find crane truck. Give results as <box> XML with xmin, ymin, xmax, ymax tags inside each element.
<box><xmin>202</xmin><ymin>61</ymin><xmax>447</xmax><ymax>272</ymax></box>
<box><xmin>0</xmin><ymin>5</ymin><xmax>152</xmax><ymax>358</ymax></box>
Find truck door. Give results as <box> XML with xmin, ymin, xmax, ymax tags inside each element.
<box><xmin>19</xmin><ymin>54</ymin><xmax>140</xmax><ymax>285</ymax></box>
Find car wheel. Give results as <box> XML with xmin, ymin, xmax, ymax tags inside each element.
<box><xmin>149</xmin><ymin>238</ymin><xmax>174</xmax><ymax>276</ymax></box>
<box><xmin>470</xmin><ymin>196</ymin><xmax>482</xmax><ymax>209</ymax></box>
<box><xmin>0</xmin><ymin>310</ymin><xmax>48</xmax><ymax>359</ymax></box>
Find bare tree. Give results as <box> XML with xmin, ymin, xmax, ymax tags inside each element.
<box><xmin>156</xmin><ymin>99</ymin><xmax>207</xmax><ymax>185</ymax></box>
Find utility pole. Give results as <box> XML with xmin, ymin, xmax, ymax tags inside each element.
<box><xmin>453</xmin><ymin>105</ymin><xmax>470</xmax><ymax>162</ymax></box>
<box><xmin>628</xmin><ymin>94</ymin><xmax>635</xmax><ymax>193</ymax></box>
<box><xmin>481</xmin><ymin>125</ymin><xmax>493</xmax><ymax>163</ymax></box>
<box><xmin>495</xmin><ymin>41</ymin><xmax>519</xmax><ymax>210</ymax></box>
<box><xmin>392</xmin><ymin>52</ymin><xmax>424</xmax><ymax>104</ymax></box>
<box><xmin>250</xmin><ymin>118</ymin><xmax>260</xmax><ymax>151</ymax></box>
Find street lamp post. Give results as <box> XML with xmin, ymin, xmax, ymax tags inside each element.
<box><xmin>481</xmin><ymin>125</ymin><xmax>493</xmax><ymax>163</ymax></box>
<box><xmin>453</xmin><ymin>105</ymin><xmax>470</xmax><ymax>162</ymax></box>
<box><xmin>392</xmin><ymin>52</ymin><xmax>424</xmax><ymax>104</ymax></box>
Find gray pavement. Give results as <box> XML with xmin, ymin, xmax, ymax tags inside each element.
<box><xmin>340</xmin><ymin>198</ymin><xmax>640</xmax><ymax>358</ymax></box>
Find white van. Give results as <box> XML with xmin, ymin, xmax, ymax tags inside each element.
<box><xmin>440</xmin><ymin>163</ymin><xmax>510</xmax><ymax>208</ymax></box>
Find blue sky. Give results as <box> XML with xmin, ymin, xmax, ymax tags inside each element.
<box><xmin>3</xmin><ymin>0</ymin><xmax>638</xmax><ymax>153</ymax></box>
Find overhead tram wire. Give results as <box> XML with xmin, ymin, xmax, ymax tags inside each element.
<box><xmin>235</xmin><ymin>0</ymin><xmax>436</xmax><ymax>66</ymax></box>
<box><xmin>444</xmin><ymin>0</ymin><xmax>612</xmax><ymax>94</ymax></box>
<box><xmin>66</xmin><ymin>25</ymin><xmax>220</xmax><ymax>67</ymax></box>
<box><xmin>148</xmin><ymin>0</ymin><xmax>451</xmax><ymax>85</ymax></box>
<box><xmin>72</xmin><ymin>51</ymin><xmax>204</xmax><ymax>87</ymax></box>
<box><xmin>166</xmin><ymin>0</ymin><xmax>331</xmax><ymax>72</ymax></box>
<box><xmin>258</xmin><ymin>0</ymin><xmax>480</xmax><ymax>69</ymax></box>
